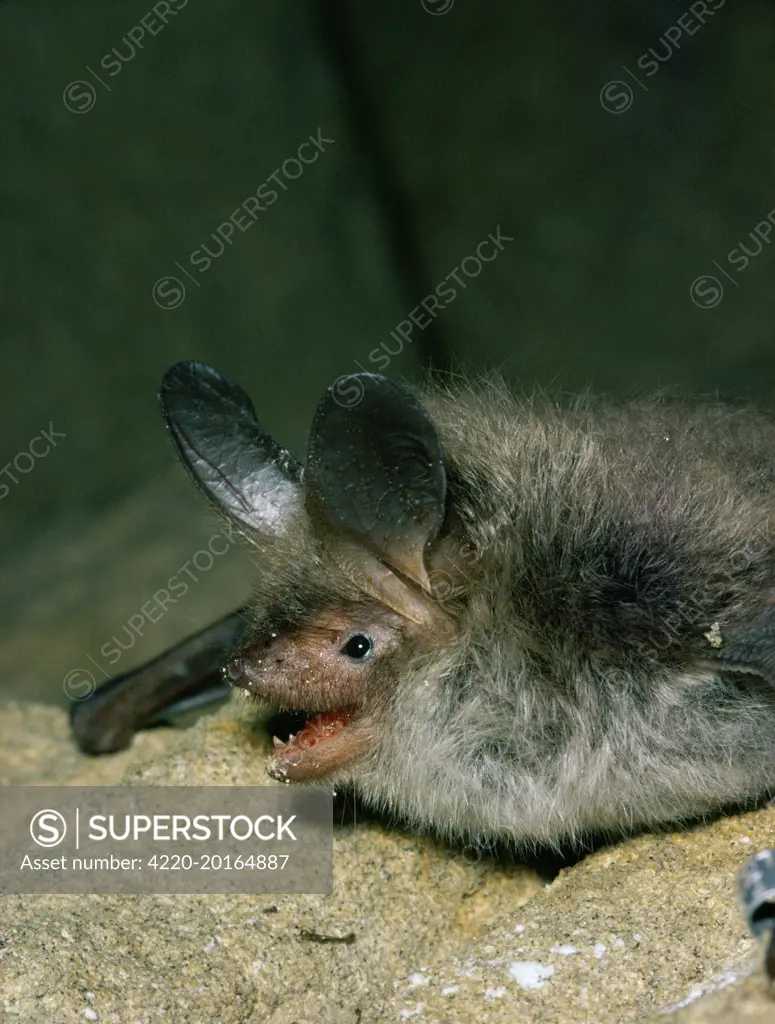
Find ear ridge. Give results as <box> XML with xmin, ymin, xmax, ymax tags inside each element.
<box><xmin>329</xmin><ymin>537</ymin><xmax>448</xmax><ymax>626</ymax></box>
<box><xmin>159</xmin><ymin>361</ymin><xmax>302</xmax><ymax>536</ymax></box>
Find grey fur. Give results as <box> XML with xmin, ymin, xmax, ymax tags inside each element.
<box><xmin>230</xmin><ymin>375</ymin><xmax>775</xmax><ymax>848</ymax></box>
<box><xmin>79</xmin><ymin>363</ymin><xmax>775</xmax><ymax>850</ymax></box>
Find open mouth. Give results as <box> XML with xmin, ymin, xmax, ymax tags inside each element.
<box><xmin>267</xmin><ymin>706</ymin><xmax>362</xmax><ymax>782</ymax></box>
<box><xmin>225</xmin><ymin>655</ymin><xmax>373</xmax><ymax>782</ymax></box>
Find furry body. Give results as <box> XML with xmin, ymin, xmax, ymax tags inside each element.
<box><xmin>75</xmin><ymin>364</ymin><xmax>775</xmax><ymax>849</ymax></box>
<box><xmin>250</xmin><ymin>381</ymin><xmax>775</xmax><ymax>847</ymax></box>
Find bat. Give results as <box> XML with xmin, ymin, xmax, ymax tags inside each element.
<box><xmin>71</xmin><ymin>361</ymin><xmax>775</xmax><ymax>848</ymax></box>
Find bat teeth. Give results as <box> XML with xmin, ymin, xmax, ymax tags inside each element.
<box><xmin>272</xmin><ymin>735</ymin><xmax>284</xmax><ymax>748</ymax></box>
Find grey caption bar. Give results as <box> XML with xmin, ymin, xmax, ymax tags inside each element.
<box><xmin>0</xmin><ymin>786</ymin><xmax>333</xmax><ymax>894</ymax></box>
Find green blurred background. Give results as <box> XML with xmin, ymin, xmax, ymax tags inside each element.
<box><xmin>2</xmin><ymin>0</ymin><xmax>775</xmax><ymax>707</ymax></box>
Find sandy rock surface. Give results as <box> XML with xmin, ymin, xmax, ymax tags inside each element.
<box><xmin>2</xmin><ymin>487</ymin><xmax>775</xmax><ymax>1021</ymax></box>
<box><xmin>2</xmin><ymin>697</ymin><xmax>775</xmax><ymax>1023</ymax></box>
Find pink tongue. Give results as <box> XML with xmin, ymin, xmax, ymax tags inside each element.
<box><xmin>287</xmin><ymin>708</ymin><xmax>356</xmax><ymax>750</ymax></box>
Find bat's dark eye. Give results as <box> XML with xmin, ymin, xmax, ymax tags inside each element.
<box><xmin>223</xmin><ymin>656</ymin><xmax>245</xmax><ymax>683</ymax></box>
<box><xmin>340</xmin><ymin>634</ymin><xmax>374</xmax><ymax>661</ymax></box>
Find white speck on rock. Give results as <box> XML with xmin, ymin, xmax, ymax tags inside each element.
<box><xmin>399</xmin><ymin>1004</ymin><xmax>424</xmax><ymax>1020</ymax></box>
<box><xmin>663</xmin><ymin>984</ymin><xmax>705</xmax><ymax>1012</ymax></box>
<box><xmin>660</xmin><ymin>968</ymin><xmax>746</xmax><ymax>1014</ymax></box>
<box><xmin>612</xmin><ymin>938</ymin><xmax>625</xmax><ymax>949</ymax></box>
<box><xmin>739</xmin><ymin>836</ymin><xmax>752</xmax><ymax>844</ymax></box>
<box><xmin>408</xmin><ymin>972</ymin><xmax>429</xmax><ymax>987</ymax></box>
<box><xmin>593</xmin><ymin>943</ymin><xmax>607</xmax><ymax>959</ymax></box>
<box><xmin>550</xmin><ymin>944</ymin><xmax>577</xmax><ymax>955</ymax></box>
<box><xmin>441</xmin><ymin>986</ymin><xmax>458</xmax><ymax>996</ymax></box>
<box><xmin>85</xmin><ymin>992</ymin><xmax>95</xmax><ymax>1000</ymax></box>
<box><xmin>83</xmin><ymin>1010</ymin><xmax>98</xmax><ymax>1022</ymax></box>
<box><xmin>514</xmin><ymin>923</ymin><xmax>525</xmax><ymax>933</ymax></box>
<box><xmin>717</xmin><ymin>971</ymin><xmax>738</xmax><ymax>990</ymax></box>
<box><xmin>507</xmin><ymin>961</ymin><xmax>555</xmax><ymax>989</ymax></box>
<box><xmin>203</xmin><ymin>941</ymin><xmax>216</xmax><ymax>952</ymax></box>
<box><xmin>456</xmin><ymin>961</ymin><xmax>480</xmax><ymax>979</ymax></box>
<box><xmin>486</xmin><ymin>987</ymin><xmax>507</xmax><ymax>999</ymax></box>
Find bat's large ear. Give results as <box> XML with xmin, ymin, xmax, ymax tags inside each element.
<box><xmin>159</xmin><ymin>361</ymin><xmax>302</xmax><ymax>536</ymax></box>
<box><xmin>305</xmin><ymin>373</ymin><xmax>448</xmax><ymax>622</ymax></box>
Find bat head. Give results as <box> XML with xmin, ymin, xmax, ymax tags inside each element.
<box><xmin>159</xmin><ymin>363</ymin><xmax>466</xmax><ymax>783</ymax></box>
